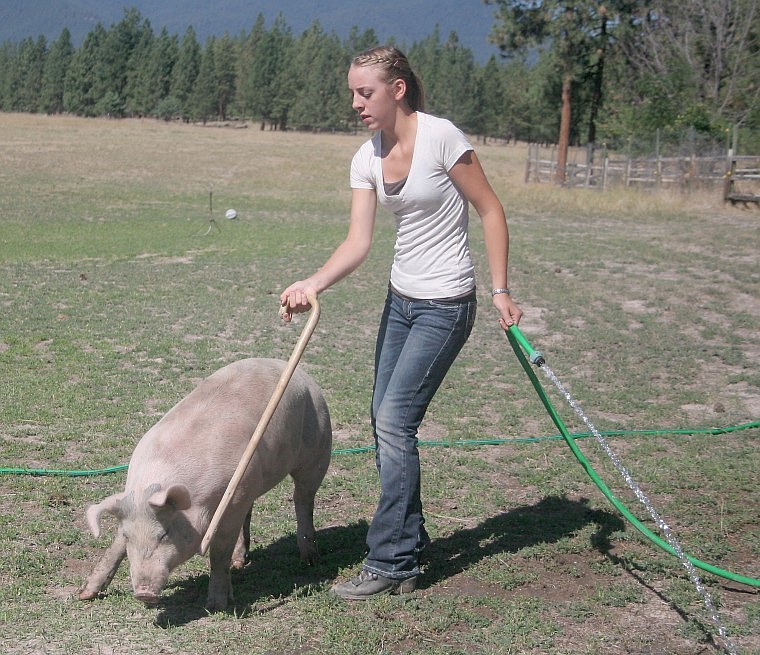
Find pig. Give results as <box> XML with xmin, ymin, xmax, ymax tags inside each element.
<box><xmin>78</xmin><ymin>357</ymin><xmax>332</xmax><ymax>611</ymax></box>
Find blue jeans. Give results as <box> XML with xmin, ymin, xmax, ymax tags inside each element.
<box><xmin>363</xmin><ymin>287</ymin><xmax>477</xmax><ymax>580</ymax></box>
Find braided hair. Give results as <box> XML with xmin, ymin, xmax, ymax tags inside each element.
<box><xmin>351</xmin><ymin>46</ymin><xmax>425</xmax><ymax>112</ymax></box>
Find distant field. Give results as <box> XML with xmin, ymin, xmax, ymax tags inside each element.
<box><xmin>0</xmin><ymin>113</ymin><xmax>757</xmax><ymax>655</ymax></box>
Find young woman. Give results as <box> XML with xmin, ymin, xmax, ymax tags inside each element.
<box><xmin>280</xmin><ymin>45</ymin><xmax>522</xmax><ymax>600</ymax></box>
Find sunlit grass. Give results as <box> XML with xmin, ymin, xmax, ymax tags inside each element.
<box><xmin>0</xmin><ymin>113</ymin><xmax>757</xmax><ymax>655</ymax></box>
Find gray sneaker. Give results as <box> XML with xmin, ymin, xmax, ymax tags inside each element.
<box><xmin>331</xmin><ymin>569</ymin><xmax>418</xmax><ymax>600</ymax></box>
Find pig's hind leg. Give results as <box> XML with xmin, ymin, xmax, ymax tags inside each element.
<box><xmin>291</xmin><ymin>464</ymin><xmax>328</xmax><ymax>565</ymax></box>
<box><xmin>79</xmin><ymin>529</ymin><xmax>127</xmax><ymax>600</ymax></box>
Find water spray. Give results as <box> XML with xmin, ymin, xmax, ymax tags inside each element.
<box><xmin>1</xmin><ymin>323</ymin><xmax>755</xmax><ymax>649</ymax></box>
<box><xmin>505</xmin><ymin>324</ymin><xmax>744</xmax><ymax>655</ymax></box>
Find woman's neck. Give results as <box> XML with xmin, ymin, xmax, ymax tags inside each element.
<box><xmin>381</xmin><ymin>109</ymin><xmax>417</xmax><ymax>153</ymax></box>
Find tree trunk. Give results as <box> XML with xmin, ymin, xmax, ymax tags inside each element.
<box><xmin>556</xmin><ymin>73</ymin><xmax>572</xmax><ymax>186</ymax></box>
<box><xmin>587</xmin><ymin>8</ymin><xmax>608</xmax><ymax>147</ymax></box>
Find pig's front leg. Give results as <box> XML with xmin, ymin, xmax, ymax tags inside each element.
<box><xmin>79</xmin><ymin>528</ymin><xmax>127</xmax><ymax>600</ymax></box>
<box><xmin>206</xmin><ymin>531</ymin><xmax>237</xmax><ymax>611</ymax></box>
<box><xmin>230</xmin><ymin>507</ymin><xmax>252</xmax><ymax>570</ymax></box>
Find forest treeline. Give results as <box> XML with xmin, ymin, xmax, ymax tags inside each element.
<box><xmin>0</xmin><ymin>2</ymin><xmax>758</xmax><ymax>154</ymax></box>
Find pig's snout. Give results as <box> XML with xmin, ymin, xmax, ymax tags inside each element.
<box><xmin>134</xmin><ymin>586</ymin><xmax>161</xmax><ymax>606</ymax></box>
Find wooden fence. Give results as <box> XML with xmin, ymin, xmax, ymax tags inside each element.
<box><xmin>524</xmin><ymin>144</ymin><xmax>760</xmax><ymax>203</ymax></box>
<box><xmin>723</xmin><ymin>156</ymin><xmax>760</xmax><ymax>205</ymax></box>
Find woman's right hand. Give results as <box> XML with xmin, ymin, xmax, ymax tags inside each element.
<box><xmin>279</xmin><ymin>283</ymin><xmax>317</xmax><ymax>322</ymax></box>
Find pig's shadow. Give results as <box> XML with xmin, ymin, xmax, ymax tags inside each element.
<box><xmin>155</xmin><ymin>495</ymin><xmax>621</xmax><ymax>627</ymax></box>
<box><xmin>154</xmin><ymin>519</ymin><xmax>370</xmax><ymax>626</ymax></box>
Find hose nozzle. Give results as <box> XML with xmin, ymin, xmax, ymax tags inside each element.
<box><xmin>506</xmin><ymin>325</ymin><xmax>545</xmax><ymax>367</ymax></box>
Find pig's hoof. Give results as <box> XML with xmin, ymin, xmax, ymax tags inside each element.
<box><xmin>78</xmin><ymin>588</ymin><xmax>101</xmax><ymax>601</ymax></box>
<box><xmin>230</xmin><ymin>553</ymin><xmax>249</xmax><ymax>570</ymax></box>
<box><xmin>205</xmin><ymin>596</ymin><xmax>231</xmax><ymax>612</ymax></box>
<box><xmin>300</xmin><ymin>546</ymin><xmax>320</xmax><ymax>566</ymax></box>
<box><xmin>134</xmin><ymin>590</ymin><xmax>160</xmax><ymax>606</ymax></box>
<box><xmin>298</xmin><ymin>536</ymin><xmax>319</xmax><ymax>566</ymax></box>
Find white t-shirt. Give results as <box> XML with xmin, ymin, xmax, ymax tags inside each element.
<box><xmin>350</xmin><ymin>112</ymin><xmax>475</xmax><ymax>299</ymax></box>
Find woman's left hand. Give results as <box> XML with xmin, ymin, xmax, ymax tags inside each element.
<box><xmin>493</xmin><ymin>294</ymin><xmax>522</xmax><ymax>330</ymax></box>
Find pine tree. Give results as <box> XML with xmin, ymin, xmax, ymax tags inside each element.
<box><xmin>408</xmin><ymin>28</ymin><xmax>442</xmax><ymax>108</ymax></box>
<box><xmin>214</xmin><ymin>33</ymin><xmax>238</xmax><ymax>120</ymax></box>
<box><xmin>235</xmin><ymin>14</ymin><xmax>267</xmax><ymax>120</ymax></box>
<box><xmin>434</xmin><ymin>32</ymin><xmax>479</xmax><ymax>131</ymax></box>
<box><xmin>93</xmin><ymin>9</ymin><xmax>154</xmax><ymax>117</ymax></box>
<box><xmin>262</xmin><ymin>16</ymin><xmax>296</xmax><ymax>130</ymax></box>
<box><xmin>152</xmin><ymin>29</ymin><xmax>179</xmax><ymax>113</ymax></box>
<box><xmin>475</xmin><ymin>56</ymin><xmax>506</xmax><ymax>139</ymax></box>
<box><xmin>0</xmin><ymin>43</ymin><xmax>13</xmax><ymax>110</ymax></box>
<box><xmin>64</xmin><ymin>24</ymin><xmax>105</xmax><ymax>116</ymax></box>
<box><xmin>40</xmin><ymin>28</ymin><xmax>74</xmax><ymax>114</ymax></box>
<box><xmin>345</xmin><ymin>27</ymin><xmax>380</xmax><ymax>57</ymax></box>
<box><xmin>237</xmin><ymin>14</ymin><xmax>295</xmax><ymax>129</ymax></box>
<box><xmin>288</xmin><ymin>21</ymin><xmax>347</xmax><ymax>131</ymax></box>
<box><xmin>171</xmin><ymin>27</ymin><xmax>201</xmax><ymax>120</ymax></box>
<box><xmin>123</xmin><ymin>27</ymin><xmax>156</xmax><ymax>116</ymax></box>
<box><xmin>191</xmin><ymin>37</ymin><xmax>218</xmax><ymax>122</ymax></box>
<box><xmin>8</xmin><ymin>36</ymin><xmax>47</xmax><ymax>113</ymax></box>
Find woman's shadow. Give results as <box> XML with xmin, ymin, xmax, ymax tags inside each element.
<box><xmin>155</xmin><ymin>494</ymin><xmax>622</xmax><ymax>626</ymax></box>
<box><xmin>420</xmin><ymin>494</ymin><xmax>623</xmax><ymax>588</ymax></box>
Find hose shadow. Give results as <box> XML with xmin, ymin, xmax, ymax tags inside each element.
<box><xmin>604</xmin><ymin>552</ymin><xmax>719</xmax><ymax>648</ymax></box>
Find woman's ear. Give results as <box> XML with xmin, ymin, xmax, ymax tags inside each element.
<box><xmin>391</xmin><ymin>78</ymin><xmax>407</xmax><ymax>102</ymax></box>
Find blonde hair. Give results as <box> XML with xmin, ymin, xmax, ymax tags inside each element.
<box><xmin>351</xmin><ymin>45</ymin><xmax>425</xmax><ymax>112</ymax></box>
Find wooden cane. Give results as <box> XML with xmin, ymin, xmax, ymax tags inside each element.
<box><xmin>200</xmin><ymin>292</ymin><xmax>321</xmax><ymax>555</ymax></box>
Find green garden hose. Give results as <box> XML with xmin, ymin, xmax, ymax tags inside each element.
<box><xmin>2</xmin><ymin>423</ymin><xmax>756</xmax><ymax>473</ymax></box>
<box><xmin>1</xmin><ymin>336</ymin><xmax>757</xmax><ymax>593</ymax></box>
<box><xmin>0</xmin><ymin>463</ymin><xmax>129</xmax><ymax>476</ymax></box>
<box><xmin>505</xmin><ymin>324</ymin><xmax>760</xmax><ymax>590</ymax></box>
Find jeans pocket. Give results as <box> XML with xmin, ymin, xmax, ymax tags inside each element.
<box><xmin>425</xmin><ymin>299</ymin><xmax>461</xmax><ymax>310</ymax></box>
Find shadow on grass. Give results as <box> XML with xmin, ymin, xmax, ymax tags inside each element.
<box><xmin>154</xmin><ymin>520</ymin><xmax>370</xmax><ymax>626</ymax></box>
<box><xmin>154</xmin><ymin>495</ymin><xmax>622</xmax><ymax>626</ymax></box>
<box><xmin>421</xmin><ymin>494</ymin><xmax>624</xmax><ymax>589</ymax></box>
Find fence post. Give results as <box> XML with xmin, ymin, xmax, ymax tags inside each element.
<box><xmin>536</xmin><ymin>144</ymin><xmax>541</xmax><ymax>182</ymax></box>
<box><xmin>723</xmin><ymin>157</ymin><xmax>735</xmax><ymax>202</ymax></box>
<box><xmin>689</xmin><ymin>154</ymin><xmax>696</xmax><ymax>193</ymax></box>
<box><xmin>524</xmin><ymin>143</ymin><xmax>532</xmax><ymax>184</ymax></box>
<box><xmin>656</xmin><ymin>128</ymin><xmax>662</xmax><ymax>189</ymax></box>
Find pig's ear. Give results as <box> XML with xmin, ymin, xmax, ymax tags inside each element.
<box><xmin>148</xmin><ymin>484</ymin><xmax>192</xmax><ymax>511</ymax></box>
<box><xmin>86</xmin><ymin>493</ymin><xmax>127</xmax><ymax>538</ymax></box>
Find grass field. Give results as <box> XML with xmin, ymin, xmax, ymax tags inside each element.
<box><xmin>0</xmin><ymin>112</ymin><xmax>758</xmax><ymax>655</ymax></box>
